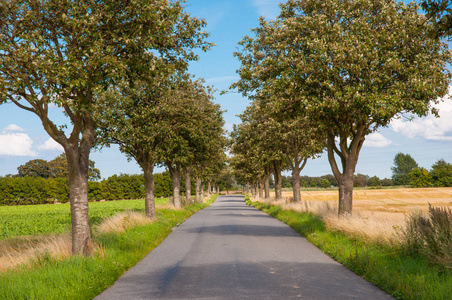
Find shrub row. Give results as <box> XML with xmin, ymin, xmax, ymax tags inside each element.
<box><xmin>0</xmin><ymin>172</ymin><xmax>176</xmax><ymax>206</ymax></box>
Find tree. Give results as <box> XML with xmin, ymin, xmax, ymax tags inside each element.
<box><xmin>422</xmin><ymin>0</ymin><xmax>452</xmax><ymax>40</ymax></box>
<box><xmin>392</xmin><ymin>153</ymin><xmax>419</xmax><ymax>186</ymax></box>
<box><xmin>430</xmin><ymin>159</ymin><xmax>452</xmax><ymax>187</ymax></box>
<box><xmin>367</xmin><ymin>176</ymin><xmax>382</xmax><ymax>187</ymax></box>
<box><xmin>232</xmin><ymin>0</ymin><xmax>451</xmax><ymax>215</ymax></box>
<box><xmin>17</xmin><ymin>159</ymin><xmax>52</xmax><ymax>178</ymax></box>
<box><xmin>17</xmin><ymin>154</ymin><xmax>100</xmax><ymax>180</ymax></box>
<box><xmin>408</xmin><ymin>168</ymin><xmax>433</xmax><ymax>188</ymax></box>
<box><xmin>0</xmin><ymin>0</ymin><xmax>210</xmax><ymax>255</ymax></box>
<box><xmin>354</xmin><ymin>174</ymin><xmax>368</xmax><ymax>188</ymax></box>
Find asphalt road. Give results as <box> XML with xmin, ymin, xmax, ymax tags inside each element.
<box><xmin>96</xmin><ymin>195</ymin><xmax>394</xmax><ymax>299</ymax></box>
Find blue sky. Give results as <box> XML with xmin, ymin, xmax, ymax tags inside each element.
<box><xmin>1</xmin><ymin>0</ymin><xmax>451</xmax><ymax>180</ymax></box>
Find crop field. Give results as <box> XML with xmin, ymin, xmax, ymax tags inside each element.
<box><xmin>0</xmin><ymin>198</ymin><xmax>168</xmax><ymax>241</ymax></box>
<box><xmin>261</xmin><ymin>187</ymin><xmax>452</xmax><ymax>244</ymax></box>
<box><xmin>281</xmin><ymin>187</ymin><xmax>452</xmax><ymax>223</ymax></box>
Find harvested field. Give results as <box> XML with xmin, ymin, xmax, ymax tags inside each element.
<box><xmin>260</xmin><ymin>187</ymin><xmax>452</xmax><ymax>244</ymax></box>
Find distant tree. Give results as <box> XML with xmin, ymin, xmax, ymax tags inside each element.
<box><xmin>17</xmin><ymin>155</ymin><xmax>100</xmax><ymax>180</ymax></box>
<box><xmin>282</xmin><ymin>176</ymin><xmax>293</xmax><ymax>188</ymax></box>
<box><xmin>430</xmin><ymin>159</ymin><xmax>452</xmax><ymax>187</ymax></box>
<box><xmin>17</xmin><ymin>159</ymin><xmax>52</xmax><ymax>178</ymax></box>
<box><xmin>321</xmin><ymin>174</ymin><xmax>338</xmax><ymax>187</ymax></box>
<box><xmin>408</xmin><ymin>168</ymin><xmax>433</xmax><ymax>188</ymax></box>
<box><xmin>367</xmin><ymin>176</ymin><xmax>382</xmax><ymax>187</ymax></box>
<box><xmin>354</xmin><ymin>174</ymin><xmax>368</xmax><ymax>188</ymax></box>
<box><xmin>422</xmin><ymin>0</ymin><xmax>452</xmax><ymax>40</ymax></box>
<box><xmin>381</xmin><ymin>178</ymin><xmax>393</xmax><ymax>187</ymax></box>
<box><xmin>320</xmin><ymin>179</ymin><xmax>331</xmax><ymax>189</ymax></box>
<box><xmin>48</xmin><ymin>154</ymin><xmax>101</xmax><ymax>181</ymax></box>
<box><xmin>392</xmin><ymin>153</ymin><xmax>419</xmax><ymax>185</ymax></box>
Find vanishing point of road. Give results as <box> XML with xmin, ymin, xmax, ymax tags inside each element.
<box><xmin>96</xmin><ymin>195</ymin><xmax>393</xmax><ymax>299</ymax></box>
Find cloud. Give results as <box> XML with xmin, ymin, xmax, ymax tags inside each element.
<box><xmin>0</xmin><ymin>132</ymin><xmax>37</xmax><ymax>156</ymax></box>
<box><xmin>390</xmin><ymin>91</ymin><xmax>452</xmax><ymax>141</ymax></box>
<box><xmin>3</xmin><ymin>124</ymin><xmax>24</xmax><ymax>133</ymax></box>
<box><xmin>364</xmin><ymin>132</ymin><xmax>392</xmax><ymax>148</ymax></box>
<box><xmin>206</xmin><ymin>76</ymin><xmax>240</xmax><ymax>84</ymax></box>
<box><xmin>251</xmin><ymin>0</ymin><xmax>280</xmax><ymax>20</ymax></box>
<box><xmin>223</xmin><ymin>123</ymin><xmax>234</xmax><ymax>133</ymax></box>
<box><xmin>38</xmin><ymin>138</ymin><xmax>64</xmax><ymax>151</ymax></box>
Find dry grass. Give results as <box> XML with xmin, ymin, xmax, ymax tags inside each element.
<box><xmin>94</xmin><ymin>210</ymin><xmax>153</xmax><ymax>234</ymax></box>
<box><xmin>0</xmin><ymin>210</ymin><xmax>152</xmax><ymax>272</ymax></box>
<box><xmin>0</xmin><ymin>234</ymin><xmax>72</xmax><ymax>272</ymax></box>
<box><xmin>258</xmin><ymin>187</ymin><xmax>452</xmax><ymax>245</ymax></box>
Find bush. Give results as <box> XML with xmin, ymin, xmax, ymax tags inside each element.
<box><xmin>402</xmin><ymin>204</ymin><xmax>452</xmax><ymax>269</ymax></box>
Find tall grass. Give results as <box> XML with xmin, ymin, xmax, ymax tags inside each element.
<box><xmin>0</xmin><ymin>195</ymin><xmax>217</xmax><ymax>299</ymax></box>
<box><xmin>248</xmin><ymin>198</ymin><xmax>452</xmax><ymax>300</ymax></box>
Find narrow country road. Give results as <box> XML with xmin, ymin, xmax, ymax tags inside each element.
<box><xmin>96</xmin><ymin>195</ymin><xmax>393</xmax><ymax>299</ymax></box>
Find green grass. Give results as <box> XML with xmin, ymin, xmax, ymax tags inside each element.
<box><xmin>248</xmin><ymin>199</ymin><xmax>452</xmax><ymax>300</ymax></box>
<box><xmin>0</xmin><ymin>196</ymin><xmax>216</xmax><ymax>299</ymax></box>
<box><xmin>0</xmin><ymin>198</ymin><xmax>168</xmax><ymax>240</ymax></box>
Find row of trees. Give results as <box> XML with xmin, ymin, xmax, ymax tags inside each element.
<box><xmin>0</xmin><ymin>0</ymin><xmax>226</xmax><ymax>255</ymax></box>
<box><xmin>0</xmin><ymin>172</ymin><xmax>219</xmax><ymax>206</ymax></box>
<box><xmin>229</xmin><ymin>0</ymin><xmax>451</xmax><ymax>216</ymax></box>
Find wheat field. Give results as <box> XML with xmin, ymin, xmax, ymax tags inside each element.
<box><xmin>258</xmin><ymin>187</ymin><xmax>452</xmax><ymax>245</ymax></box>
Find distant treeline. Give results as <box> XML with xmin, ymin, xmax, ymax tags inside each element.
<box><xmin>276</xmin><ymin>174</ymin><xmax>393</xmax><ymax>189</ymax></box>
<box><xmin>0</xmin><ymin>172</ymin><xmax>189</xmax><ymax>206</ymax></box>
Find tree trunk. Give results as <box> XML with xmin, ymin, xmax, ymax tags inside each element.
<box><xmin>195</xmin><ymin>176</ymin><xmax>201</xmax><ymax>203</ymax></box>
<box><xmin>258</xmin><ymin>177</ymin><xmax>264</xmax><ymax>199</ymax></box>
<box><xmin>185</xmin><ymin>167</ymin><xmax>191</xmax><ymax>204</ymax></box>
<box><xmin>326</xmin><ymin>127</ymin><xmax>365</xmax><ymax>216</ymax></box>
<box><xmin>168</xmin><ymin>164</ymin><xmax>181</xmax><ymax>208</ymax></box>
<box><xmin>273</xmin><ymin>161</ymin><xmax>283</xmax><ymax>200</ymax></box>
<box><xmin>201</xmin><ymin>181</ymin><xmax>205</xmax><ymax>202</ymax></box>
<box><xmin>264</xmin><ymin>171</ymin><xmax>270</xmax><ymax>199</ymax></box>
<box><xmin>143</xmin><ymin>162</ymin><xmax>156</xmax><ymax>221</ymax></box>
<box><xmin>244</xmin><ymin>182</ymin><xmax>249</xmax><ymax>194</ymax></box>
<box><xmin>66</xmin><ymin>148</ymin><xmax>92</xmax><ymax>256</ymax></box>
<box><xmin>292</xmin><ymin>166</ymin><xmax>301</xmax><ymax>203</ymax></box>
<box><xmin>207</xmin><ymin>181</ymin><xmax>211</xmax><ymax>196</ymax></box>
<box><xmin>338</xmin><ymin>172</ymin><xmax>354</xmax><ymax>215</ymax></box>
<box><xmin>292</xmin><ymin>157</ymin><xmax>307</xmax><ymax>203</ymax></box>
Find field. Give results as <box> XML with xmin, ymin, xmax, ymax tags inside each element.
<box><xmin>0</xmin><ymin>198</ymin><xmax>170</xmax><ymax>272</ymax></box>
<box><xmin>262</xmin><ymin>187</ymin><xmax>452</xmax><ymax>244</ymax></box>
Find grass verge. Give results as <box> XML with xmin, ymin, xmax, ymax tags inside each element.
<box><xmin>0</xmin><ymin>196</ymin><xmax>216</xmax><ymax>300</ymax></box>
<box><xmin>246</xmin><ymin>197</ymin><xmax>452</xmax><ymax>300</ymax></box>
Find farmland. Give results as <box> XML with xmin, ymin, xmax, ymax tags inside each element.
<box><xmin>259</xmin><ymin>187</ymin><xmax>452</xmax><ymax>245</ymax></box>
<box><xmin>0</xmin><ymin>198</ymin><xmax>168</xmax><ymax>241</ymax></box>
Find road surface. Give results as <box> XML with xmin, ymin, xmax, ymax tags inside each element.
<box><xmin>96</xmin><ymin>195</ymin><xmax>393</xmax><ymax>299</ymax></box>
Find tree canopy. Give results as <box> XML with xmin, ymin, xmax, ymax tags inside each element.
<box><xmin>391</xmin><ymin>153</ymin><xmax>419</xmax><ymax>186</ymax></box>
<box><xmin>0</xmin><ymin>0</ymin><xmax>211</xmax><ymax>255</ymax></box>
<box><xmin>231</xmin><ymin>0</ymin><xmax>451</xmax><ymax>215</ymax></box>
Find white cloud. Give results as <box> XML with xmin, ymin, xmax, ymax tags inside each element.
<box><xmin>223</xmin><ymin>123</ymin><xmax>234</xmax><ymax>133</ymax></box>
<box><xmin>0</xmin><ymin>132</ymin><xmax>37</xmax><ymax>156</ymax></box>
<box><xmin>390</xmin><ymin>91</ymin><xmax>452</xmax><ymax>141</ymax></box>
<box><xmin>206</xmin><ymin>76</ymin><xmax>240</xmax><ymax>84</ymax></box>
<box><xmin>3</xmin><ymin>124</ymin><xmax>24</xmax><ymax>133</ymax></box>
<box><xmin>251</xmin><ymin>0</ymin><xmax>280</xmax><ymax>20</ymax></box>
<box><xmin>364</xmin><ymin>132</ymin><xmax>392</xmax><ymax>148</ymax></box>
<box><xmin>38</xmin><ymin>138</ymin><xmax>64</xmax><ymax>151</ymax></box>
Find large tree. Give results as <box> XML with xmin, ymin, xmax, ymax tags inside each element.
<box><xmin>233</xmin><ymin>0</ymin><xmax>451</xmax><ymax>215</ymax></box>
<box><xmin>0</xmin><ymin>0</ymin><xmax>209</xmax><ymax>254</ymax></box>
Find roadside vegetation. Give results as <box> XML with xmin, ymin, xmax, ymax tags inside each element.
<box><xmin>0</xmin><ymin>195</ymin><xmax>217</xmax><ymax>299</ymax></box>
<box><xmin>245</xmin><ymin>194</ymin><xmax>452</xmax><ymax>299</ymax></box>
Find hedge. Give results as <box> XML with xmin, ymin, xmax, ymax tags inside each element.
<box><xmin>0</xmin><ymin>171</ymin><xmax>183</xmax><ymax>206</ymax></box>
